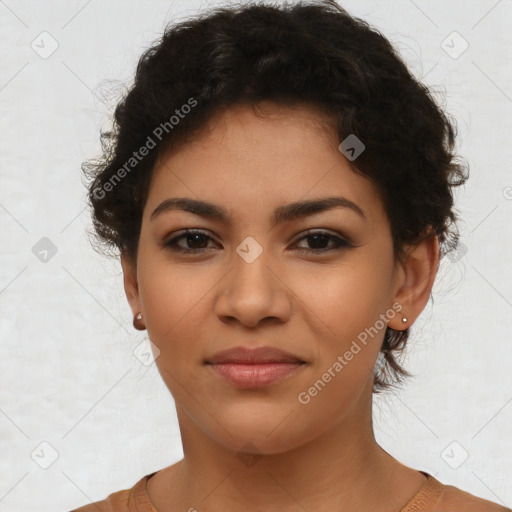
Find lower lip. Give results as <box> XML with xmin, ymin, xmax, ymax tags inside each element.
<box><xmin>208</xmin><ymin>362</ymin><xmax>304</xmax><ymax>388</ymax></box>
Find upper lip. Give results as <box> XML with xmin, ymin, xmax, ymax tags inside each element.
<box><xmin>206</xmin><ymin>346</ymin><xmax>305</xmax><ymax>364</ymax></box>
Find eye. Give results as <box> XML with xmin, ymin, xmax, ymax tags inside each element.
<box><xmin>163</xmin><ymin>229</ymin><xmax>218</xmax><ymax>254</ymax></box>
<box><xmin>290</xmin><ymin>229</ymin><xmax>352</xmax><ymax>254</ymax></box>
<box><xmin>162</xmin><ymin>228</ymin><xmax>353</xmax><ymax>255</ymax></box>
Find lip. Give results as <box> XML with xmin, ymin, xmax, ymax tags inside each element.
<box><xmin>205</xmin><ymin>346</ymin><xmax>306</xmax><ymax>389</ymax></box>
<box><xmin>205</xmin><ymin>346</ymin><xmax>305</xmax><ymax>365</ymax></box>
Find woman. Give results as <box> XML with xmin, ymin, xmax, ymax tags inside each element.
<box><xmin>72</xmin><ymin>0</ymin><xmax>510</xmax><ymax>510</ymax></box>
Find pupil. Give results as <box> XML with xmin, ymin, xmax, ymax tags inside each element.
<box><xmin>188</xmin><ymin>234</ymin><xmax>207</xmax><ymax>248</ymax></box>
<box><xmin>309</xmin><ymin>234</ymin><xmax>328</xmax><ymax>249</ymax></box>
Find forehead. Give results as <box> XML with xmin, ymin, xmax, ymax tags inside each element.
<box><xmin>147</xmin><ymin>102</ymin><xmax>386</xmax><ymax>228</ymax></box>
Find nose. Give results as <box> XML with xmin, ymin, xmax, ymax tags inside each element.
<box><xmin>214</xmin><ymin>244</ymin><xmax>292</xmax><ymax>329</ymax></box>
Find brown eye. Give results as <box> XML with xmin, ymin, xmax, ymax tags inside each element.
<box><xmin>291</xmin><ymin>230</ymin><xmax>352</xmax><ymax>254</ymax></box>
<box><xmin>163</xmin><ymin>229</ymin><xmax>218</xmax><ymax>254</ymax></box>
<box><xmin>162</xmin><ymin>228</ymin><xmax>353</xmax><ymax>256</ymax></box>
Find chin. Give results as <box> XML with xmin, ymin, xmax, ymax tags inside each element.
<box><xmin>204</xmin><ymin>407</ymin><xmax>319</xmax><ymax>456</ymax></box>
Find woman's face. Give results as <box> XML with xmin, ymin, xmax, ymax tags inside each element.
<box><xmin>123</xmin><ymin>102</ymin><xmax>410</xmax><ymax>455</ymax></box>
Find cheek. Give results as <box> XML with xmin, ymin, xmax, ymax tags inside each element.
<box><xmin>292</xmin><ymin>263</ymin><xmax>388</xmax><ymax>415</ymax></box>
<box><xmin>140</xmin><ymin>269</ymin><xmax>211</xmax><ymax>400</ymax></box>
<box><xmin>294</xmin><ymin>256</ymin><xmax>390</xmax><ymax>339</ymax></box>
<box><xmin>137</xmin><ymin>254</ymin><xmax>211</xmax><ymax>362</ymax></box>
<box><xmin>295</xmin><ymin>260</ymin><xmax>392</xmax><ymax>400</ymax></box>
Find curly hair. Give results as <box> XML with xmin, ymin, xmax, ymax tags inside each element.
<box><xmin>82</xmin><ymin>0</ymin><xmax>469</xmax><ymax>393</ymax></box>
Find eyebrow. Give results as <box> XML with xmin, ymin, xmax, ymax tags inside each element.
<box><xmin>150</xmin><ymin>196</ymin><xmax>366</xmax><ymax>226</ymax></box>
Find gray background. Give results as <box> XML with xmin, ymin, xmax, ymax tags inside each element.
<box><xmin>1</xmin><ymin>0</ymin><xmax>511</xmax><ymax>510</ymax></box>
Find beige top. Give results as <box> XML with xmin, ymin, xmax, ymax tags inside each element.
<box><xmin>71</xmin><ymin>470</ymin><xmax>510</xmax><ymax>511</ymax></box>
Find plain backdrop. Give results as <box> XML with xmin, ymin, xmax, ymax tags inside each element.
<box><xmin>1</xmin><ymin>0</ymin><xmax>511</xmax><ymax>510</ymax></box>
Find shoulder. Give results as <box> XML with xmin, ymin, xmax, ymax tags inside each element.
<box><xmin>433</xmin><ymin>477</ymin><xmax>510</xmax><ymax>512</ymax></box>
<box><xmin>70</xmin><ymin>487</ymin><xmax>129</xmax><ymax>512</ymax></box>
<box><xmin>69</xmin><ymin>472</ymin><xmax>157</xmax><ymax>512</ymax></box>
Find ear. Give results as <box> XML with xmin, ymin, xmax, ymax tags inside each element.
<box><xmin>388</xmin><ymin>229</ymin><xmax>440</xmax><ymax>330</ymax></box>
<box><xmin>121</xmin><ymin>253</ymin><xmax>141</xmax><ymax>319</ymax></box>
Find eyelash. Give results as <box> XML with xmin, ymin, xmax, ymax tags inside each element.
<box><xmin>162</xmin><ymin>229</ymin><xmax>353</xmax><ymax>255</ymax></box>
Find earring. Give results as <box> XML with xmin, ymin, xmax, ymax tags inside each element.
<box><xmin>402</xmin><ymin>317</ymin><xmax>408</xmax><ymax>324</ymax></box>
<box><xmin>133</xmin><ymin>312</ymin><xmax>145</xmax><ymax>331</ymax></box>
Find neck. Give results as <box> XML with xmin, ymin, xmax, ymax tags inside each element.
<box><xmin>181</xmin><ymin>422</ymin><xmax>389</xmax><ymax>511</ymax></box>
<box><xmin>148</xmin><ymin>379</ymin><xmax>427</xmax><ymax>511</ymax></box>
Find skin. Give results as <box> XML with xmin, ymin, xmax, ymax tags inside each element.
<box><xmin>121</xmin><ymin>101</ymin><xmax>439</xmax><ymax>512</ymax></box>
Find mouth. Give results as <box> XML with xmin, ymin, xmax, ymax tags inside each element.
<box><xmin>205</xmin><ymin>346</ymin><xmax>306</xmax><ymax>388</ymax></box>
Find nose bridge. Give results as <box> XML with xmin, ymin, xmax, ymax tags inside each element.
<box><xmin>214</xmin><ymin>235</ymin><xmax>291</xmax><ymax>327</ymax></box>
<box><xmin>230</xmin><ymin>235</ymin><xmax>275</xmax><ymax>302</ymax></box>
